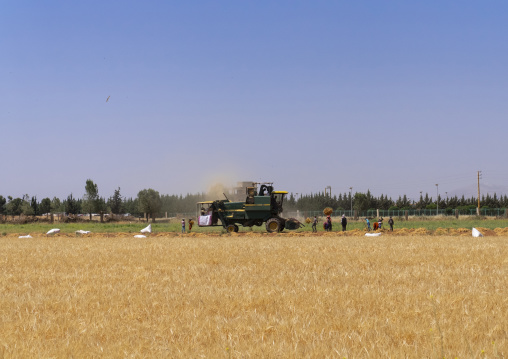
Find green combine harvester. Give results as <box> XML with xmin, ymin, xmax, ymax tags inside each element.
<box><xmin>197</xmin><ymin>183</ymin><xmax>303</xmax><ymax>233</ymax></box>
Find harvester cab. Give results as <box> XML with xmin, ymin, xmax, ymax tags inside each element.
<box><xmin>197</xmin><ymin>182</ymin><xmax>303</xmax><ymax>233</ymax></box>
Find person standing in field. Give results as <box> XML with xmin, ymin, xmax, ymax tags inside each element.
<box><xmin>188</xmin><ymin>218</ymin><xmax>194</xmax><ymax>232</ymax></box>
<box><xmin>326</xmin><ymin>215</ymin><xmax>332</xmax><ymax>231</ymax></box>
<box><xmin>181</xmin><ymin>218</ymin><xmax>185</xmax><ymax>233</ymax></box>
<box><xmin>365</xmin><ymin>218</ymin><xmax>371</xmax><ymax>231</ymax></box>
<box><xmin>312</xmin><ymin>216</ymin><xmax>318</xmax><ymax>232</ymax></box>
<box><xmin>378</xmin><ymin>217</ymin><xmax>383</xmax><ymax>230</ymax></box>
<box><xmin>388</xmin><ymin>216</ymin><xmax>394</xmax><ymax>231</ymax></box>
<box><xmin>341</xmin><ymin>214</ymin><xmax>347</xmax><ymax>231</ymax></box>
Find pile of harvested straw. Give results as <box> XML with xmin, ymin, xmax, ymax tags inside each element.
<box><xmin>323</xmin><ymin>207</ymin><xmax>333</xmax><ymax>216</ymax></box>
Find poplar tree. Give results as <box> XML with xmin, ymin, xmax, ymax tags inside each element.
<box><xmin>83</xmin><ymin>179</ymin><xmax>99</xmax><ymax>220</ymax></box>
<box><xmin>109</xmin><ymin>187</ymin><xmax>123</xmax><ymax>214</ymax></box>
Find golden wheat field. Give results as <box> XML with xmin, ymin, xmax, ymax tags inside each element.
<box><xmin>0</xmin><ymin>234</ymin><xmax>507</xmax><ymax>358</ymax></box>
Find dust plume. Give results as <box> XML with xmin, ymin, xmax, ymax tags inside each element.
<box><xmin>206</xmin><ymin>183</ymin><xmax>230</xmax><ymax>201</ymax></box>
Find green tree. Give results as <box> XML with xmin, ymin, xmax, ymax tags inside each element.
<box><xmin>30</xmin><ymin>196</ymin><xmax>39</xmax><ymax>215</ymax></box>
<box><xmin>83</xmin><ymin>179</ymin><xmax>99</xmax><ymax>220</ymax></box>
<box><xmin>108</xmin><ymin>187</ymin><xmax>123</xmax><ymax>214</ymax></box>
<box><xmin>97</xmin><ymin>197</ymin><xmax>108</xmax><ymax>215</ymax></box>
<box><xmin>39</xmin><ymin>198</ymin><xmax>52</xmax><ymax>216</ymax></box>
<box><xmin>366</xmin><ymin>190</ymin><xmax>377</xmax><ymax>209</ymax></box>
<box><xmin>285</xmin><ymin>193</ymin><xmax>296</xmax><ymax>211</ymax></box>
<box><xmin>65</xmin><ymin>193</ymin><xmax>80</xmax><ymax>215</ymax></box>
<box><xmin>424</xmin><ymin>193</ymin><xmax>431</xmax><ymax>207</ymax></box>
<box><xmin>51</xmin><ymin>197</ymin><xmax>62</xmax><ymax>213</ymax></box>
<box><xmin>21</xmin><ymin>200</ymin><xmax>34</xmax><ymax>216</ymax></box>
<box><xmin>396</xmin><ymin>194</ymin><xmax>411</xmax><ymax>209</ymax></box>
<box><xmin>123</xmin><ymin>197</ymin><xmax>140</xmax><ymax>217</ymax></box>
<box><xmin>353</xmin><ymin>193</ymin><xmax>369</xmax><ymax>213</ymax></box>
<box><xmin>0</xmin><ymin>195</ymin><xmax>6</xmax><ymax>215</ymax></box>
<box><xmin>6</xmin><ymin>197</ymin><xmax>23</xmax><ymax>216</ymax></box>
<box><xmin>447</xmin><ymin>195</ymin><xmax>458</xmax><ymax>209</ymax></box>
<box><xmin>137</xmin><ymin>189</ymin><xmax>162</xmax><ymax>222</ymax></box>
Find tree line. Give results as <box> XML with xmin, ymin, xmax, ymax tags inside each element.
<box><xmin>0</xmin><ymin>179</ymin><xmax>208</xmax><ymax>220</ymax></box>
<box><xmin>284</xmin><ymin>190</ymin><xmax>508</xmax><ymax>213</ymax></box>
<box><xmin>1</xmin><ymin>181</ymin><xmax>508</xmax><ymax>219</ymax></box>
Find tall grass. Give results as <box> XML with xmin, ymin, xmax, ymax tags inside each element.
<box><xmin>0</xmin><ymin>235</ymin><xmax>506</xmax><ymax>357</ymax></box>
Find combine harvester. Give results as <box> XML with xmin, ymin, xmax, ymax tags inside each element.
<box><xmin>197</xmin><ymin>183</ymin><xmax>303</xmax><ymax>233</ymax></box>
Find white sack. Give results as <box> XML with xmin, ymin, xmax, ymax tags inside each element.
<box><xmin>134</xmin><ymin>235</ymin><xmax>147</xmax><ymax>238</ymax></box>
<box><xmin>198</xmin><ymin>215</ymin><xmax>212</xmax><ymax>226</ymax></box>
<box><xmin>75</xmin><ymin>230</ymin><xmax>91</xmax><ymax>234</ymax></box>
<box><xmin>46</xmin><ymin>228</ymin><xmax>60</xmax><ymax>235</ymax></box>
<box><xmin>472</xmin><ymin>227</ymin><xmax>483</xmax><ymax>237</ymax></box>
<box><xmin>365</xmin><ymin>232</ymin><xmax>382</xmax><ymax>237</ymax></box>
<box><xmin>140</xmin><ymin>224</ymin><xmax>152</xmax><ymax>233</ymax></box>
<box><xmin>19</xmin><ymin>235</ymin><xmax>32</xmax><ymax>238</ymax></box>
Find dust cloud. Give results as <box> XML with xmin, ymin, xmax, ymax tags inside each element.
<box><xmin>206</xmin><ymin>183</ymin><xmax>230</xmax><ymax>201</ymax></box>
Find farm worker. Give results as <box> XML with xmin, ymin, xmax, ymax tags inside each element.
<box><xmin>188</xmin><ymin>219</ymin><xmax>194</xmax><ymax>232</ymax></box>
<box><xmin>365</xmin><ymin>218</ymin><xmax>371</xmax><ymax>231</ymax></box>
<box><xmin>388</xmin><ymin>216</ymin><xmax>394</xmax><ymax>231</ymax></box>
<box><xmin>312</xmin><ymin>216</ymin><xmax>317</xmax><ymax>232</ymax></box>
<box><xmin>378</xmin><ymin>217</ymin><xmax>383</xmax><ymax>229</ymax></box>
<box><xmin>341</xmin><ymin>214</ymin><xmax>347</xmax><ymax>231</ymax></box>
<box><xmin>326</xmin><ymin>215</ymin><xmax>332</xmax><ymax>231</ymax></box>
<box><xmin>181</xmin><ymin>219</ymin><xmax>185</xmax><ymax>233</ymax></box>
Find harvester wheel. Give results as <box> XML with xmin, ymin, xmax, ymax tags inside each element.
<box><xmin>266</xmin><ymin>218</ymin><xmax>282</xmax><ymax>233</ymax></box>
<box><xmin>234</xmin><ymin>225</ymin><xmax>239</xmax><ymax>232</ymax></box>
<box><xmin>226</xmin><ymin>225</ymin><xmax>236</xmax><ymax>233</ymax></box>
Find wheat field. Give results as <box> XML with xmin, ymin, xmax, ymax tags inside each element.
<box><xmin>0</xmin><ymin>234</ymin><xmax>506</xmax><ymax>358</ymax></box>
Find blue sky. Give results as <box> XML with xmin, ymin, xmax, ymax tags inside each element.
<box><xmin>1</xmin><ymin>1</ymin><xmax>507</xmax><ymax>201</ymax></box>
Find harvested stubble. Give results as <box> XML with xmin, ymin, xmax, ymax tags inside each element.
<box><xmin>0</xmin><ymin>235</ymin><xmax>507</xmax><ymax>357</ymax></box>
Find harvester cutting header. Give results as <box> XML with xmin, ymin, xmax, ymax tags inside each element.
<box><xmin>197</xmin><ymin>182</ymin><xmax>302</xmax><ymax>233</ymax></box>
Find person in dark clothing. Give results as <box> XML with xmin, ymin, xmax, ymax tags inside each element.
<box><xmin>341</xmin><ymin>214</ymin><xmax>347</xmax><ymax>231</ymax></box>
<box><xmin>388</xmin><ymin>216</ymin><xmax>394</xmax><ymax>231</ymax></box>
<box><xmin>312</xmin><ymin>216</ymin><xmax>318</xmax><ymax>232</ymax></box>
<box><xmin>326</xmin><ymin>215</ymin><xmax>332</xmax><ymax>231</ymax></box>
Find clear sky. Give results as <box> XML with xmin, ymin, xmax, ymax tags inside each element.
<box><xmin>1</xmin><ymin>1</ymin><xmax>507</xmax><ymax>202</ymax></box>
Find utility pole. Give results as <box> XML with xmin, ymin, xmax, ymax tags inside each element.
<box><xmin>325</xmin><ymin>186</ymin><xmax>331</xmax><ymax>197</ymax></box>
<box><xmin>349</xmin><ymin>187</ymin><xmax>353</xmax><ymax>216</ymax></box>
<box><xmin>419</xmin><ymin>191</ymin><xmax>423</xmax><ymax>213</ymax></box>
<box><xmin>435</xmin><ymin>184</ymin><xmax>439</xmax><ymax>215</ymax></box>
<box><xmin>477</xmin><ymin>171</ymin><xmax>481</xmax><ymax>215</ymax></box>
